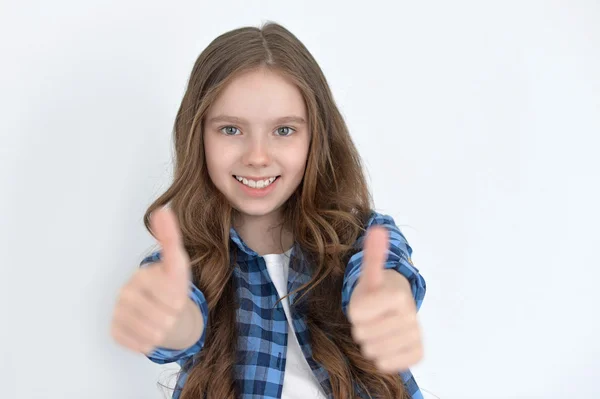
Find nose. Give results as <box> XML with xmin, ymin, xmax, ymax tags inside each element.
<box><xmin>242</xmin><ymin>136</ymin><xmax>271</xmax><ymax>168</ymax></box>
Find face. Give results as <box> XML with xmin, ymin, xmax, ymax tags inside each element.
<box><xmin>203</xmin><ymin>67</ymin><xmax>310</xmax><ymax>224</ymax></box>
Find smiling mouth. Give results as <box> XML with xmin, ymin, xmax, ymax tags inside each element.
<box><xmin>232</xmin><ymin>175</ymin><xmax>281</xmax><ymax>189</ymax></box>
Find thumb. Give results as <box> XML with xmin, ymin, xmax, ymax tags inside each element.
<box><xmin>360</xmin><ymin>225</ymin><xmax>389</xmax><ymax>292</ymax></box>
<box><xmin>150</xmin><ymin>206</ymin><xmax>190</xmax><ymax>280</ymax></box>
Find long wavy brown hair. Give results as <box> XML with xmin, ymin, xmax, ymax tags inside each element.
<box><xmin>142</xmin><ymin>21</ymin><xmax>409</xmax><ymax>399</ymax></box>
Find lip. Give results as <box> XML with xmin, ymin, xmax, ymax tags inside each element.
<box><xmin>233</xmin><ymin>175</ymin><xmax>280</xmax><ymax>180</ymax></box>
<box><xmin>233</xmin><ymin>175</ymin><xmax>280</xmax><ymax>198</ymax></box>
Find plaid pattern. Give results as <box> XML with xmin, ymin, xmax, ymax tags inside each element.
<box><xmin>140</xmin><ymin>211</ymin><xmax>426</xmax><ymax>399</ymax></box>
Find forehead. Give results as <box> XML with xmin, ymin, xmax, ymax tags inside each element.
<box><xmin>207</xmin><ymin>68</ymin><xmax>307</xmax><ymax>121</ymax></box>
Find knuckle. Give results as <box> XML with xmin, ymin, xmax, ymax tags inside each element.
<box><xmin>360</xmin><ymin>345</ymin><xmax>369</xmax><ymax>358</ymax></box>
<box><xmin>134</xmin><ymin>336</ymin><xmax>148</xmax><ymax>351</ymax></box>
<box><xmin>346</xmin><ymin>308</ymin><xmax>355</xmax><ymax>323</ymax></box>
<box><xmin>119</xmin><ymin>289</ymin><xmax>131</xmax><ymax>303</ymax></box>
<box><xmin>135</xmin><ymin>269</ymin><xmax>153</xmax><ymax>287</ymax></box>
<box><xmin>120</xmin><ymin>285</ymin><xmax>137</xmax><ymax>302</ymax></box>
<box><xmin>375</xmin><ymin>359</ymin><xmax>387</xmax><ymax>371</ymax></box>
<box><xmin>117</xmin><ymin>285</ymin><xmax>128</xmax><ymax>299</ymax></box>
<box><xmin>140</xmin><ymin>341</ymin><xmax>155</xmax><ymax>354</ymax></box>
<box><xmin>113</xmin><ymin>335</ymin><xmax>124</xmax><ymax>346</ymax></box>
<box><xmin>110</xmin><ymin>325</ymin><xmax>119</xmax><ymax>340</ymax></box>
<box><xmin>116</xmin><ymin>312</ymin><xmax>136</xmax><ymax>330</ymax></box>
<box><xmin>362</xmin><ymin>344</ymin><xmax>374</xmax><ymax>358</ymax></box>
<box><xmin>352</xmin><ymin>327</ymin><xmax>365</xmax><ymax>343</ymax></box>
<box><xmin>112</xmin><ymin>306</ymin><xmax>125</xmax><ymax>321</ymax></box>
<box><xmin>113</xmin><ymin>332</ymin><xmax>127</xmax><ymax>346</ymax></box>
<box><xmin>414</xmin><ymin>345</ymin><xmax>424</xmax><ymax>361</ymax></box>
<box><xmin>410</xmin><ymin>328</ymin><xmax>422</xmax><ymax>344</ymax></box>
<box><xmin>348</xmin><ymin>307</ymin><xmax>362</xmax><ymax>324</ymax></box>
<box><xmin>406</xmin><ymin>313</ymin><xmax>418</xmax><ymax>327</ymax></box>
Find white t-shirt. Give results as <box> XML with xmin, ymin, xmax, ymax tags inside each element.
<box><xmin>262</xmin><ymin>250</ymin><xmax>328</xmax><ymax>399</ymax></box>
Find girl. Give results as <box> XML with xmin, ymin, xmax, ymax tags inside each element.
<box><xmin>111</xmin><ymin>22</ymin><xmax>426</xmax><ymax>399</ymax></box>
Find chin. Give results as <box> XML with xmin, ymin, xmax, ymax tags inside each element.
<box><xmin>233</xmin><ymin>204</ymin><xmax>279</xmax><ymax>217</ymax></box>
<box><xmin>227</xmin><ymin>195</ymin><xmax>283</xmax><ymax>216</ymax></box>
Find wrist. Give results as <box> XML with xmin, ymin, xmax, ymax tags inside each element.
<box><xmin>383</xmin><ymin>269</ymin><xmax>411</xmax><ymax>292</ymax></box>
<box><xmin>159</xmin><ymin>298</ymin><xmax>203</xmax><ymax>350</ymax></box>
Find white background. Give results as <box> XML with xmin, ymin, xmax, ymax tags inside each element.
<box><xmin>2</xmin><ymin>1</ymin><xmax>599</xmax><ymax>398</ymax></box>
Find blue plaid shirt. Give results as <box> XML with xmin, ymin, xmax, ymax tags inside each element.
<box><xmin>140</xmin><ymin>211</ymin><xmax>426</xmax><ymax>399</ymax></box>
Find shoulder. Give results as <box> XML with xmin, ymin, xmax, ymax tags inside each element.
<box><xmin>364</xmin><ymin>210</ymin><xmax>397</xmax><ymax>228</ymax></box>
<box><xmin>359</xmin><ymin>210</ymin><xmax>407</xmax><ymax>240</ymax></box>
<box><xmin>139</xmin><ymin>250</ymin><xmax>162</xmax><ymax>267</ymax></box>
<box><xmin>355</xmin><ymin>210</ymin><xmax>414</xmax><ymax>261</ymax></box>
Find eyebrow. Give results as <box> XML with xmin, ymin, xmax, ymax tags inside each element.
<box><xmin>206</xmin><ymin>115</ymin><xmax>307</xmax><ymax>125</ymax></box>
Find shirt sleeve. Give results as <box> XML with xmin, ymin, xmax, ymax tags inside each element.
<box><xmin>341</xmin><ymin>212</ymin><xmax>426</xmax><ymax>317</ymax></box>
<box><xmin>139</xmin><ymin>251</ymin><xmax>209</xmax><ymax>366</ymax></box>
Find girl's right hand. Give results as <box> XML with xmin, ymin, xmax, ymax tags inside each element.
<box><xmin>110</xmin><ymin>206</ymin><xmax>193</xmax><ymax>354</ymax></box>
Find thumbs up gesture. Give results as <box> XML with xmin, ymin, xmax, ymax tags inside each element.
<box><xmin>110</xmin><ymin>207</ymin><xmax>194</xmax><ymax>354</ymax></box>
<box><xmin>347</xmin><ymin>226</ymin><xmax>423</xmax><ymax>373</ymax></box>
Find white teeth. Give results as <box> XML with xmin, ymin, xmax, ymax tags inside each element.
<box><xmin>234</xmin><ymin>175</ymin><xmax>277</xmax><ymax>189</ymax></box>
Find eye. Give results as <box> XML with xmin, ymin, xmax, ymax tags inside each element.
<box><xmin>220</xmin><ymin>126</ymin><xmax>240</xmax><ymax>136</ymax></box>
<box><xmin>275</xmin><ymin>126</ymin><xmax>296</xmax><ymax>136</ymax></box>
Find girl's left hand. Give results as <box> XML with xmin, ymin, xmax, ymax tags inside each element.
<box><xmin>347</xmin><ymin>226</ymin><xmax>424</xmax><ymax>374</ymax></box>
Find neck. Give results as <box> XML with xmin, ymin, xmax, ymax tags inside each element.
<box><xmin>232</xmin><ymin>210</ymin><xmax>294</xmax><ymax>256</ymax></box>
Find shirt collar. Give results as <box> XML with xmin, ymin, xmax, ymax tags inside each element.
<box><xmin>228</xmin><ymin>226</ymin><xmax>256</xmax><ymax>259</ymax></box>
<box><xmin>228</xmin><ymin>226</ymin><xmax>300</xmax><ymax>261</ymax></box>
<box><xmin>228</xmin><ymin>226</ymin><xmax>315</xmax><ymax>306</ymax></box>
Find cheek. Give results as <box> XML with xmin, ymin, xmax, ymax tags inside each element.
<box><xmin>293</xmin><ymin>158</ymin><xmax>308</xmax><ymax>177</ymax></box>
<box><xmin>204</xmin><ymin>150</ymin><xmax>219</xmax><ymax>178</ymax></box>
<box><xmin>284</xmin><ymin>142</ymin><xmax>309</xmax><ymax>173</ymax></box>
<box><xmin>204</xmin><ymin>137</ymin><xmax>233</xmax><ymax>173</ymax></box>
<box><xmin>203</xmin><ymin>141</ymin><xmax>229</xmax><ymax>186</ymax></box>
